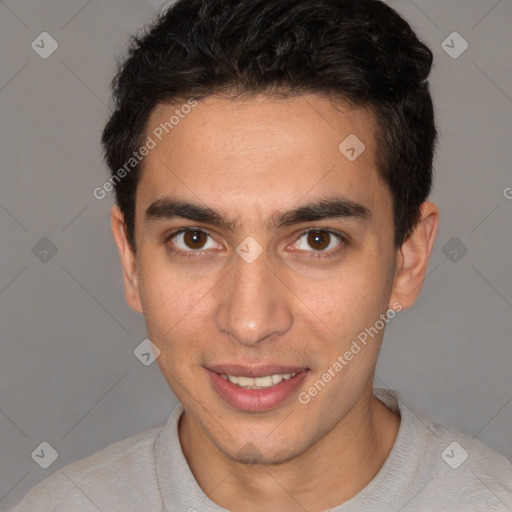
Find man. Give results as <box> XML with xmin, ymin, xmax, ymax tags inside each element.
<box><xmin>10</xmin><ymin>0</ymin><xmax>512</xmax><ymax>510</ymax></box>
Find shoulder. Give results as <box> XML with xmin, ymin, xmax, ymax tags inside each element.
<box><xmin>8</xmin><ymin>426</ymin><xmax>163</xmax><ymax>512</ymax></box>
<box><xmin>376</xmin><ymin>388</ymin><xmax>512</xmax><ymax>510</ymax></box>
<box><xmin>422</xmin><ymin>415</ymin><xmax>512</xmax><ymax>507</ymax></box>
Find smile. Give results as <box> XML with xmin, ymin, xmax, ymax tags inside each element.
<box><xmin>206</xmin><ymin>365</ymin><xmax>309</xmax><ymax>412</ymax></box>
<box><xmin>220</xmin><ymin>373</ymin><xmax>298</xmax><ymax>389</ymax></box>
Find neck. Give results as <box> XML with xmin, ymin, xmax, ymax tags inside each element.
<box><xmin>179</xmin><ymin>386</ymin><xmax>400</xmax><ymax>512</ymax></box>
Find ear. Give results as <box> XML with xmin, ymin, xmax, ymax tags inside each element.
<box><xmin>388</xmin><ymin>201</ymin><xmax>439</xmax><ymax>310</ymax></box>
<box><xmin>110</xmin><ymin>205</ymin><xmax>143</xmax><ymax>314</ymax></box>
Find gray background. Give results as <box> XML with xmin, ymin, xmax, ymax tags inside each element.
<box><xmin>1</xmin><ymin>0</ymin><xmax>511</xmax><ymax>509</ymax></box>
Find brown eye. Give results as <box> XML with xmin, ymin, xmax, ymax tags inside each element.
<box><xmin>167</xmin><ymin>228</ymin><xmax>218</xmax><ymax>254</ymax></box>
<box><xmin>183</xmin><ymin>230</ymin><xmax>208</xmax><ymax>249</ymax></box>
<box><xmin>292</xmin><ymin>229</ymin><xmax>345</xmax><ymax>257</ymax></box>
<box><xmin>306</xmin><ymin>230</ymin><xmax>331</xmax><ymax>251</ymax></box>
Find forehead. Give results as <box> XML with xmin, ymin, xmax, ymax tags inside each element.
<box><xmin>136</xmin><ymin>94</ymin><xmax>389</xmax><ymax>230</ymax></box>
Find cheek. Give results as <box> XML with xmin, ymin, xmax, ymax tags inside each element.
<box><xmin>136</xmin><ymin>260</ymin><xmax>208</xmax><ymax>363</ymax></box>
<box><xmin>138</xmin><ymin>248</ymin><xmax>208</xmax><ymax>324</ymax></box>
<box><xmin>293</xmin><ymin>258</ymin><xmax>392</xmax><ymax>342</ymax></box>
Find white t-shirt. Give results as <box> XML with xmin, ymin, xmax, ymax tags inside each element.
<box><xmin>8</xmin><ymin>388</ymin><xmax>512</xmax><ymax>511</ymax></box>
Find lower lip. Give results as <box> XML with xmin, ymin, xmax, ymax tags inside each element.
<box><xmin>206</xmin><ymin>369</ymin><xmax>309</xmax><ymax>412</ymax></box>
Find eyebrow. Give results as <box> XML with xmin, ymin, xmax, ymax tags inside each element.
<box><xmin>144</xmin><ymin>195</ymin><xmax>372</xmax><ymax>232</ymax></box>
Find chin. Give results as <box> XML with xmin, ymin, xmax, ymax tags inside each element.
<box><xmin>214</xmin><ymin>432</ymin><xmax>309</xmax><ymax>466</ymax></box>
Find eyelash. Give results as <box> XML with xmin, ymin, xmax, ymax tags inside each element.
<box><xmin>164</xmin><ymin>227</ymin><xmax>348</xmax><ymax>260</ymax></box>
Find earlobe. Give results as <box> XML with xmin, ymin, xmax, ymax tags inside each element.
<box><xmin>110</xmin><ymin>205</ymin><xmax>144</xmax><ymax>314</ymax></box>
<box><xmin>388</xmin><ymin>201</ymin><xmax>439</xmax><ymax>310</ymax></box>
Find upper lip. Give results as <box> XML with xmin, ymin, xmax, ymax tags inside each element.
<box><xmin>206</xmin><ymin>364</ymin><xmax>309</xmax><ymax>378</ymax></box>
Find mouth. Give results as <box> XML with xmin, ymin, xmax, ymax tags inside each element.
<box><xmin>220</xmin><ymin>372</ymin><xmax>298</xmax><ymax>389</ymax></box>
<box><xmin>205</xmin><ymin>364</ymin><xmax>310</xmax><ymax>412</ymax></box>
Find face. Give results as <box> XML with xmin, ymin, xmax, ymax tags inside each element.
<box><xmin>114</xmin><ymin>94</ymin><xmax>404</xmax><ymax>464</ymax></box>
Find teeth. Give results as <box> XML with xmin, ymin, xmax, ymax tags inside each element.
<box><xmin>238</xmin><ymin>376</ymin><xmax>257</xmax><ymax>387</ymax></box>
<box><xmin>223</xmin><ymin>372</ymin><xmax>297</xmax><ymax>389</ymax></box>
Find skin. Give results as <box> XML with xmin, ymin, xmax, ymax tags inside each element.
<box><xmin>110</xmin><ymin>93</ymin><xmax>439</xmax><ymax>511</ymax></box>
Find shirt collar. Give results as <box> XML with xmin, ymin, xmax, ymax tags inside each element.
<box><xmin>153</xmin><ymin>388</ymin><xmax>426</xmax><ymax>511</ymax></box>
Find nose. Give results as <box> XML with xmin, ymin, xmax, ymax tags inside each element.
<box><xmin>214</xmin><ymin>246</ymin><xmax>294</xmax><ymax>347</ymax></box>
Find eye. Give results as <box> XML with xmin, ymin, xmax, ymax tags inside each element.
<box><xmin>291</xmin><ymin>229</ymin><xmax>346</xmax><ymax>257</ymax></box>
<box><xmin>166</xmin><ymin>228</ymin><xmax>219</xmax><ymax>255</ymax></box>
<box><xmin>165</xmin><ymin>227</ymin><xmax>347</xmax><ymax>259</ymax></box>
